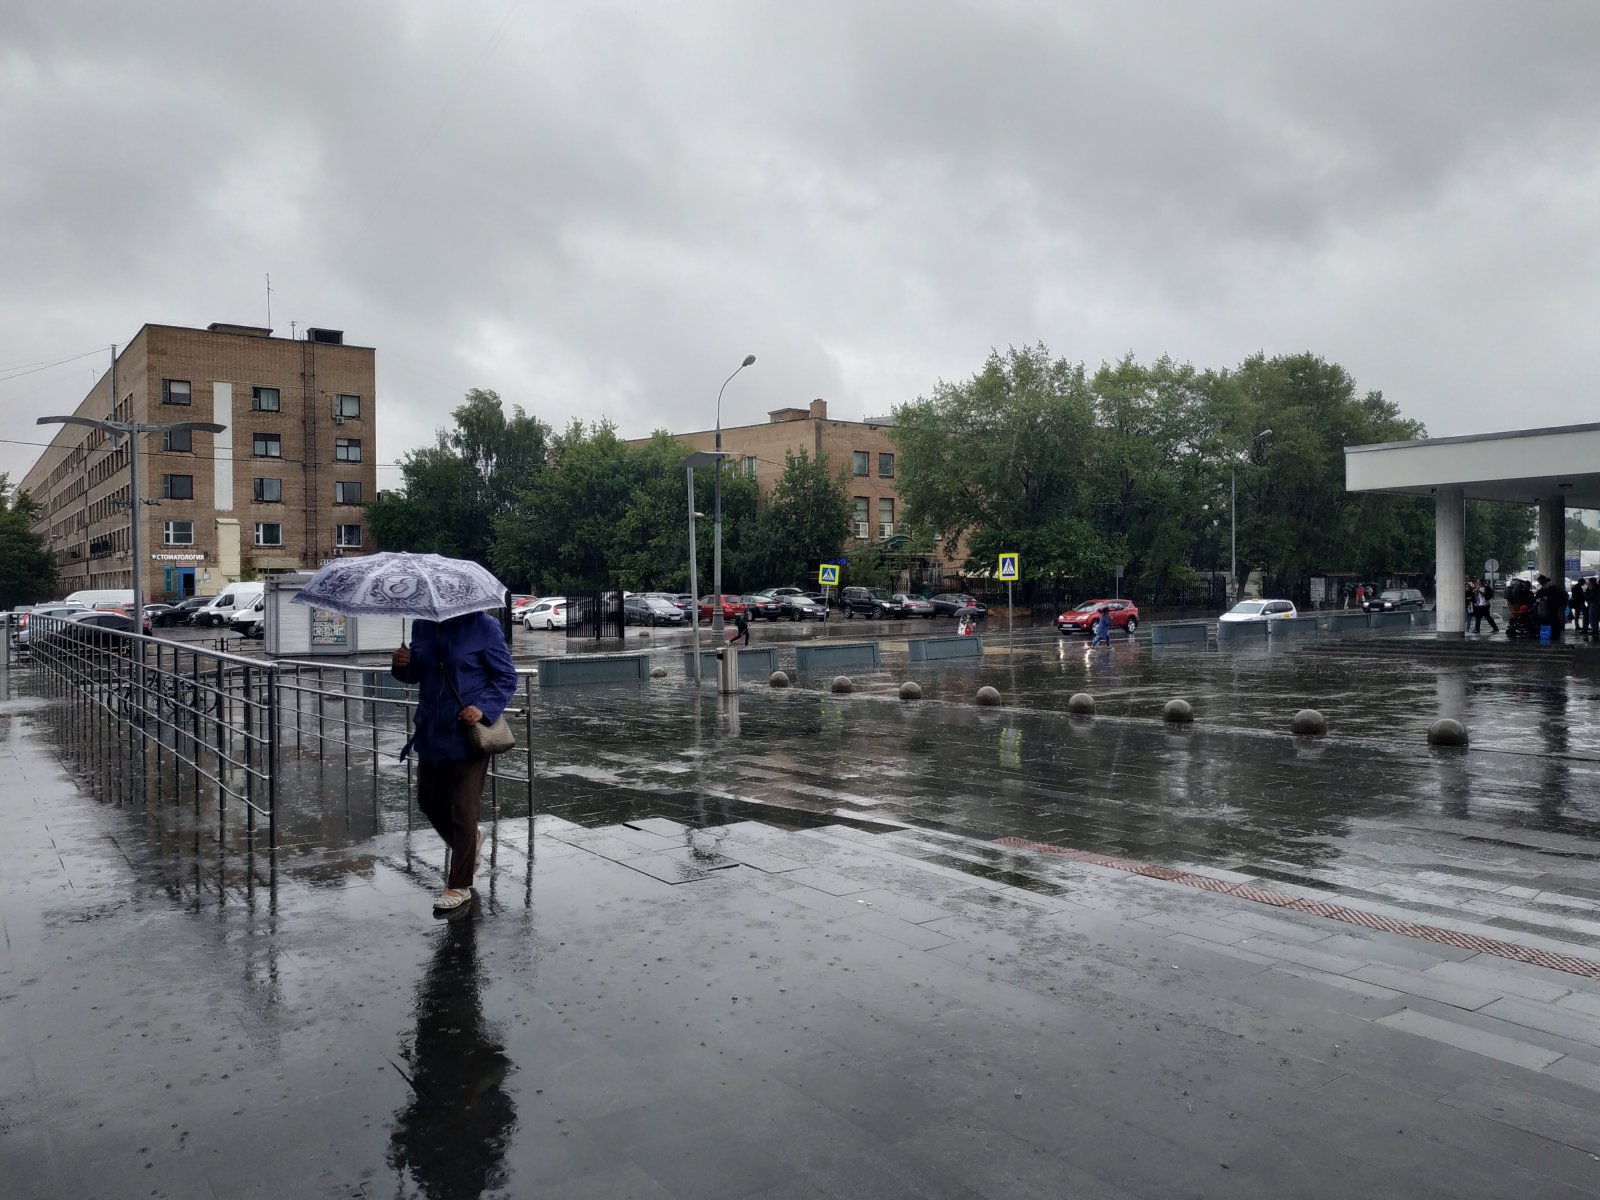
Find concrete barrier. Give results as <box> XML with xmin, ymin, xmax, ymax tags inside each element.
<box><xmin>907</xmin><ymin>635</ymin><xmax>983</xmax><ymax>662</ymax></box>
<box><xmin>1150</xmin><ymin>622</ymin><xmax>1208</xmax><ymax>646</ymax></box>
<box><xmin>1216</xmin><ymin>620</ymin><xmax>1268</xmax><ymax>644</ymax></box>
<box><xmin>683</xmin><ymin>646</ymin><xmax>779</xmax><ymax>676</ymax></box>
<box><xmin>1268</xmin><ymin>616</ymin><xmax>1320</xmax><ymax>638</ymax></box>
<box><xmin>1369</xmin><ymin>610</ymin><xmax>1412</xmax><ymax>632</ymax></box>
<box><xmin>794</xmin><ymin>642</ymin><xmax>881</xmax><ymax>672</ymax></box>
<box><xmin>1326</xmin><ymin>612</ymin><xmax>1371</xmax><ymax>636</ymax></box>
<box><xmin>537</xmin><ymin>653</ymin><xmax>651</xmax><ymax>687</ymax></box>
<box><xmin>1411</xmin><ymin>610</ymin><xmax>1436</xmax><ymax>630</ymax></box>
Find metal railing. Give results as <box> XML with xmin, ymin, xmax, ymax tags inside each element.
<box><xmin>23</xmin><ymin>617</ymin><xmax>538</xmax><ymax>853</ymax></box>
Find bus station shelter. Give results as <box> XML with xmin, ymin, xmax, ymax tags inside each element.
<box><xmin>1345</xmin><ymin>423</ymin><xmax>1600</xmax><ymax>635</ymax></box>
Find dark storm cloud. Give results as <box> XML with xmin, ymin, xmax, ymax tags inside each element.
<box><xmin>3</xmin><ymin>0</ymin><xmax>1598</xmax><ymax>487</ymax></box>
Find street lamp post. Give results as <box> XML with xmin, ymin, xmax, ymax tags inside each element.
<box><xmin>38</xmin><ymin>414</ymin><xmax>227</xmax><ymax>627</ymax></box>
<box><xmin>711</xmin><ymin>354</ymin><xmax>756</xmax><ymax>635</ymax></box>
<box><xmin>1230</xmin><ymin>428</ymin><xmax>1272</xmax><ymax>599</ymax></box>
<box><xmin>683</xmin><ymin>450</ymin><xmax>726</xmax><ymax>687</ymax></box>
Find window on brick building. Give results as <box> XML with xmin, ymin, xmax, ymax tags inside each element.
<box><xmin>162</xmin><ymin>379</ymin><xmax>191</xmax><ymax>405</ymax></box>
<box><xmin>334</xmin><ymin>394</ymin><xmax>361</xmax><ymax>419</ymax></box>
<box><xmin>334</xmin><ymin>438</ymin><xmax>361</xmax><ymax>462</ymax></box>
<box><xmin>879</xmin><ymin>452</ymin><xmax>894</xmax><ymax>478</ymax></box>
<box><xmin>253</xmin><ymin>433</ymin><xmax>282</xmax><ymax>458</ymax></box>
<box><xmin>254</xmin><ymin>478</ymin><xmax>282</xmax><ymax>503</ymax></box>
<box><xmin>852</xmin><ymin>450</ymin><xmax>869</xmax><ymax>476</ymax></box>
<box><xmin>162</xmin><ymin>428</ymin><xmax>193</xmax><ymax>453</ymax></box>
<box><xmin>335</xmin><ymin>524</ymin><xmax>363</xmax><ymax>549</ymax></box>
<box><xmin>164</xmin><ymin>521</ymin><xmax>194</xmax><ymax>546</ymax></box>
<box><xmin>335</xmin><ymin>481</ymin><xmax>362</xmax><ymax>505</ymax></box>
<box><xmin>162</xmin><ymin>474</ymin><xmax>193</xmax><ymax>500</ymax></box>
<box><xmin>252</xmin><ymin>386</ymin><xmax>280</xmax><ymax>411</ymax></box>
<box><xmin>254</xmin><ymin>523</ymin><xmax>283</xmax><ymax>547</ymax></box>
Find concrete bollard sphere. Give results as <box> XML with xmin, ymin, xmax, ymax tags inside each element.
<box><xmin>899</xmin><ymin>681</ymin><xmax>922</xmax><ymax>701</ymax></box>
<box><xmin>649</xmin><ymin>666</ymin><xmax>667</xmax><ymax>679</ymax></box>
<box><xmin>769</xmin><ymin>671</ymin><xmax>790</xmax><ymax>688</ymax></box>
<box><xmin>1163</xmin><ymin>698</ymin><xmax>1194</xmax><ymax>723</ymax></box>
<box><xmin>831</xmin><ymin>676</ymin><xmax>854</xmax><ymax>694</ymax></box>
<box><xmin>1067</xmin><ymin>692</ymin><xmax>1096</xmax><ymax>715</ymax></box>
<box><xmin>1291</xmin><ymin>708</ymin><xmax>1327</xmax><ymax>736</ymax></box>
<box><xmin>1428</xmin><ymin>717</ymin><xmax>1469</xmax><ymax>747</ymax></box>
<box><xmin>638</xmin><ymin>630</ymin><xmax>650</xmax><ymax>639</ymax></box>
<box><xmin>975</xmin><ymin>685</ymin><xmax>1002</xmax><ymax>707</ymax></box>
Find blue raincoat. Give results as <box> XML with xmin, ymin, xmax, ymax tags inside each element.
<box><xmin>393</xmin><ymin>612</ymin><xmax>518</xmax><ymax>762</ymax></box>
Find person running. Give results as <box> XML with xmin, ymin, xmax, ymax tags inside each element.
<box><xmin>728</xmin><ymin>610</ymin><xmax>751</xmax><ymax>646</ymax></box>
<box><xmin>392</xmin><ymin>611</ymin><xmax>518</xmax><ymax>914</ymax></box>
<box><xmin>1473</xmin><ymin>578</ymin><xmax>1499</xmax><ymax>635</ymax></box>
<box><xmin>1090</xmin><ymin>605</ymin><xmax>1113</xmax><ymax>647</ymax></box>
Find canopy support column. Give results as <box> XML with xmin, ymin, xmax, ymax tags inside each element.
<box><xmin>1538</xmin><ymin>495</ymin><xmax>1565</xmax><ymax>583</ymax></box>
<box><xmin>1436</xmin><ymin>486</ymin><xmax>1465</xmax><ymax>637</ymax></box>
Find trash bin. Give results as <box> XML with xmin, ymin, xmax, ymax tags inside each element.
<box><xmin>716</xmin><ymin>645</ymin><xmax>739</xmax><ymax>694</ymax></box>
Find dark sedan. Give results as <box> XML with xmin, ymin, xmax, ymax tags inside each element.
<box><xmin>779</xmin><ymin>594</ymin><xmax>828</xmax><ymax>621</ymax></box>
<box><xmin>742</xmin><ymin>594</ymin><xmax>785</xmax><ymax>621</ymax></box>
<box><xmin>931</xmin><ymin>593</ymin><xmax>986</xmax><ymax>619</ymax></box>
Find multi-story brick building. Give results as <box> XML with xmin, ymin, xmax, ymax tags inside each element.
<box><xmin>19</xmin><ymin>322</ymin><xmax>377</xmax><ymax>601</ymax></box>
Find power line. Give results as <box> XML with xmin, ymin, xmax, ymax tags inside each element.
<box><xmin>0</xmin><ymin>347</ymin><xmax>111</xmax><ymax>385</ymax></box>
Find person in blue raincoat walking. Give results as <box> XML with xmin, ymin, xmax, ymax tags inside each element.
<box><xmin>1090</xmin><ymin>604</ymin><xmax>1113</xmax><ymax>647</ymax></box>
<box><xmin>392</xmin><ymin>611</ymin><xmax>518</xmax><ymax>913</ymax></box>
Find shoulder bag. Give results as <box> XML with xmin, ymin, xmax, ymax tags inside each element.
<box><xmin>445</xmin><ymin>665</ymin><xmax>516</xmax><ymax>755</ymax></box>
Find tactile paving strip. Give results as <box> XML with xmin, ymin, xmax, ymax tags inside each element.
<box><xmin>993</xmin><ymin>836</ymin><xmax>1600</xmax><ymax>981</ymax></box>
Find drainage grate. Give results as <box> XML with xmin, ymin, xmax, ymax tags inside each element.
<box><xmin>994</xmin><ymin>836</ymin><xmax>1600</xmax><ymax>981</ymax></box>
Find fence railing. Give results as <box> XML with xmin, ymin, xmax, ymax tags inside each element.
<box><xmin>22</xmin><ymin>617</ymin><xmax>538</xmax><ymax>853</ymax></box>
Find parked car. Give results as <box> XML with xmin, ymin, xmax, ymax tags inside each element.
<box><xmin>143</xmin><ymin>603</ymin><xmax>178</xmax><ymax>628</ymax></box>
<box><xmin>644</xmin><ymin>591</ymin><xmax>693</xmax><ymax>613</ymax></box>
<box><xmin>522</xmin><ymin>599</ymin><xmax>567</xmax><ymax>630</ymax></box>
<box><xmin>741</xmin><ymin>594</ymin><xmax>785</xmax><ymax>621</ymax></box>
<box><xmin>698</xmin><ymin>594</ymin><xmax>747</xmax><ymax>622</ymax></box>
<box><xmin>54</xmin><ymin>610</ymin><xmax>138</xmax><ymax>651</ymax></box>
<box><xmin>153</xmin><ymin>596</ymin><xmax>213</xmax><ymax>625</ymax></box>
<box><xmin>193</xmin><ymin>582</ymin><xmax>265</xmax><ymax>627</ymax></box>
<box><xmin>841</xmin><ymin>587</ymin><xmax>905</xmax><ymax>619</ymax></box>
<box><xmin>779</xmin><ymin>594</ymin><xmax>828</xmax><ymax>621</ymax></box>
<box><xmin>931</xmin><ymin>593</ymin><xmax>986</xmax><ymax>618</ymax></box>
<box><xmin>230</xmin><ymin>596</ymin><xmax>266</xmax><ymax>639</ymax></box>
<box><xmin>893</xmin><ymin>593</ymin><xmax>936</xmax><ymax>618</ymax></box>
<box><xmin>14</xmin><ymin>604</ymin><xmax>88</xmax><ymax>649</ymax></box>
<box><xmin>1219</xmin><ymin>599</ymin><xmax>1299</xmax><ymax>623</ymax></box>
<box><xmin>763</xmin><ymin>587</ymin><xmax>806</xmax><ymax>600</ymax></box>
<box><xmin>1363</xmin><ymin>588</ymin><xmax>1425</xmax><ymax>613</ymax></box>
<box><xmin>625</xmin><ymin>595</ymin><xmax>685</xmax><ymax>626</ymax></box>
<box><xmin>1057</xmin><ymin>599</ymin><xmax>1139</xmax><ymax>636</ymax></box>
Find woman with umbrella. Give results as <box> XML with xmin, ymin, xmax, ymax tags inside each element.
<box><xmin>297</xmin><ymin>553</ymin><xmax>519</xmax><ymax>914</ymax></box>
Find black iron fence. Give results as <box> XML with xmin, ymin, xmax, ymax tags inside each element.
<box><xmin>564</xmin><ymin>591</ymin><xmax>625</xmax><ymax>640</ymax></box>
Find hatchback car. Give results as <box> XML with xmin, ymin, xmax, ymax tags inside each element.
<box><xmin>893</xmin><ymin>594</ymin><xmax>936</xmax><ymax>618</ymax></box>
<box><xmin>1057</xmin><ymin>599</ymin><xmax>1139</xmax><ymax>636</ymax></box>
<box><xmin>625</xmin><ymin>595</ymin><xmax>686</xmax><ymax>626</ymax></box>
<box><xmin>1363</xmin><ymin>588</ymin><xmax>1425</xmax><ymax>613</ymax></box>
<box><xmin>741</xmin><ymin>594</ymin><xmax>785</xmax><ymax>621</ymax></box>
<box><xmin>1219</xmin><ymin>599</ymin><xmax>1298</xmax><ymax>623</ymax></box>
<box><xmin>522</xmin><ymin>599</ymin><xmax>567</xmax><ymax>630</ymax></box>
<box><xmin>699</xmin><ymin>594</ymin><xmax>747</xmax><ymax>622</ymax></box>
<box><xmin>931</xmin><ymin>593</ymin><xmax>986</xmax><ymax>618</ymax></box>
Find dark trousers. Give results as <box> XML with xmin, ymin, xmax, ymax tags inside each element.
<box><xmin>1473</xmin><ymin>604</ymin><xmax>1499</xmax><ymax>634</ymax></box>
<box><xmin>418</xmin><ymin>754</ymin><xmax>489</xmax><ymax>890</ymax></box>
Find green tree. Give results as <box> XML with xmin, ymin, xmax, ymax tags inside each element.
<box><xmin>1565</xmin><ymin>512</ymin><xmax>1598</xmax><ymax>560</ymax></box>
<box><xmin>367</xmin><ymin>389</ymin><xmax>548</xmax><ymax>568</ymax></box>
<box><xmin>892</xmin><ymin>344</ymin><xmax>1111</xmax><ymax>579</ymax></box>
<box><xmin>0</xmin><ymin>475</ymin><xmax>55</xmax><ymax>609</ymax></box>
<box><xmin>731</xmin><ymin>451</ymin><xmax>853</xmax><ymax>588</ymax></box>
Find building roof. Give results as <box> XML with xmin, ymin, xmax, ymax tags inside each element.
<box><xmin>1345</xmin><ymin>422</ymin><xmax>1600</xmax><ymax>508</ymax></box>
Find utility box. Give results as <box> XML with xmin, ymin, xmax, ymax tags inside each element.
<box><xmin>716</xmin><ymin>645</ymin><xmax>740</xmax><ymax>694</ymax></box>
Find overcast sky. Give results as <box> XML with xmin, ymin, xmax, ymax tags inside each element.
<box><xmin>3</xmin><ymin>0</ymin><xmax>1597</xmax><ymax>491</ymax></box>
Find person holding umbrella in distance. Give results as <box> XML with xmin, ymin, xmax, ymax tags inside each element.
<box><xmin>295</xmin><ymin>552</ymin><xmax>520</xmax><ymax>914</ymax></box>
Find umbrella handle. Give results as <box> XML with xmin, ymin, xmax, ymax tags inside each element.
<box><xmin>401</xmin><ymin>617</ymin><xmax>407</xmax><ymax>647</ymax></box>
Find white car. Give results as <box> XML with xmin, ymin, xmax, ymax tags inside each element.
<box><xmin>1219</xmin><ymin>599</ymin><xmax>1298</xmax><ymax>623</ymax></box>
<box><xmin>521</xmin><ymin>598</ymin><xmax>567</xmax><ymax>630</ymax></box>
<box><xmin>229</xmin><ymin>595</ymin><xmax>266</xmax><ymax>639</ymax></box>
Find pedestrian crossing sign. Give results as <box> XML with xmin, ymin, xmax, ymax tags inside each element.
<box><xmin>997</xmin><ymin>553</ymin><xmax>1019</xmax><ymax>582</ymax></box>
<box><xmin>818</xmin><ymin>563</ymin><xmax>840</xmax><ymax>586</ymax></box>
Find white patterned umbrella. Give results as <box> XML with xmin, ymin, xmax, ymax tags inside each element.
<box><xmin>291</xmin><ymin>552</ymin><xmax>508</xmax><ymax>622</ymax></box>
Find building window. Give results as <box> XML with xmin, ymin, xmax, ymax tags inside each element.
<box><xmin>335</xmin><ymin>480</ymin><xmax>362</xmax><ymax>505</ymax></box>
<box><xmin>879</xmin><ymin>452</ymin><xmax>894</xmax><ymax>478</ymax></box>
<box><xmin>162</xmin><ymin>379</ymin><xmax>191</xmax><ymax>406</ymax></box>
<box><xmin>852</xmin><ymin>450</ymin><xmax>869</xmax><ymax>476</ymax></box>
<box><xmin>253</xmin><ymin>522</ymin><xmax>283</xmax><ymax>547</ymax></box>
<box><xmin>853</xmin><ymin>496</ymin><xmax>869</xmax><ymax>538</ymax></box>
<box><xmin>741</xmin><ymin>456</ymin><xmax>757</xmax><ymax>479</ymax></box>
<box><xmin>162</xmin><ymin>428</ymin><xmax>193</xmax><ymax>453</ymax></box>
<box><xmin>253</xmin><ymin>433</ymin><xmax>282</xmax><ymax>458</ymax></box>
<box><xmin>254</xmin><ymin>477</ymin><xmax>282</xmax><ymax>503</ymax></box>
<box><xmin>334</xmin><ymin>394</ymin><xmax>361</xmax><ymax>419</ymax></box>
<box><xmin>334</xmin><ymin>437</ymin><xmax>362</xmax><ymax>462</ymax></box>
<box><xmin>878</xmin><ymin>497</ymin><xmax>895</xmax><ymax>538</ymax></box>
<box><xmin>162</xmin><ymin>474</ymin><xmax>193</xmax><ymax>500</ymax></box>
<box><xmin>335</xmin><ymin>524</ymin><xmax>363</xmax><ymax>549</ymax></box>
<box><xmin>252</xmin><ymin>386</ymin><xmax>280</xmax><ymax>412</ymax></box>
<box><xmin>164</xmin><ymin>521</ymin><xmax>195</xmax><ymax>546</ymax></box>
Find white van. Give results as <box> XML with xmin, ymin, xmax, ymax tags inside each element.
<box><xmin>194</xmin><ymin>581</ymin><xmax>265</xmax><ymax>627</ymax></box>
<box><xmin>64</xmin><ymin>588</ymin><xmax>133</xmax><ymax>610</ymax></box>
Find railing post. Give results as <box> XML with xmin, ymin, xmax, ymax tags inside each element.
<box><xmin>267</xmin><ymin>666</ymin><xmax>279</xmax><ymax>853</ymax></box>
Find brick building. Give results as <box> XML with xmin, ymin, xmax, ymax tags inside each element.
<box><xmin>19</xmin><ymin>322</ymin><xmax>377</xmax><ymax>601</ymax></box>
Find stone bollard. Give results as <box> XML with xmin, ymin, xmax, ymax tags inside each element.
<box><xmin>975</xmin><ymin>686</ymin><xmax>1002</xmax><ymax>707</ymax></box>
<box><xmin>638</xmin><ymin>630</ymin><xmax>651</xmax><ymax>639</ymax></box>
<box><xmin>899</xmin><ymin>681</ymin><xmax>922</xmax><ymax>701</ymax></box>
<box><xmin>650</xmin><ymin>665</ymin><xmax>667</xmax><ymax>678</ymax></box>
<box><xmin>769</xmin><ymin>670</ymin><xmax>790</xmax><ymax>688</ymax></box>
<box><xmin>1291</xmin><ymin>708</ymin><xmax>1327</xmax><ymax>736</ymax></box>
<box><xmin>1427</xmin><ymin>718</ymin><xmax>1469</xmax><ymax>747</ymax></box>
<box><xmin>831</xmin><ymin>676</ymin><xmax>854</xmax><ymax>694</ymax></box>
<box><xmin>1163</xmin><ymin>698</ymin><xmax>1194</xmax><ymax>723</ymax></box>
<box><xmin>1067</xmin><ymin>692</ymin><xmax>1096</xmax><ymax>715</ymax></box>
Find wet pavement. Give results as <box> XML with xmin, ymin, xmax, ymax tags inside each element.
<box><xmin>5</xmin><ymin>636</ymin><xmax>1600</xmax><ymax>1198</ymax></box>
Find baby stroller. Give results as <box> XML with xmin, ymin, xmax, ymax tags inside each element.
<box><xmin>1504</xmin><ymin>578</ymin><xmax>1537</xmax><ymax>638</ymax></box>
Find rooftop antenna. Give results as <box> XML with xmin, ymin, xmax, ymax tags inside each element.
<box><xmin>266</xmin><ymin>273</ymin><xmax>272</xmax><ymax>329</ymax></box>
<box><xmin>291</xmin><ymin>320</ymin><xmax>297</xmax><ymax>341</ymax></box>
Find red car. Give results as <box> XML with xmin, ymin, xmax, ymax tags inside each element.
<box><xmin>1056</xmin><ymin>599</ymin><xmax>1139</xmax><ymax>637</ymax></box>
<box><xmin>698</xmin><ymin>594</ymin><xmax>747</xmax><ymax>622</ymax></box>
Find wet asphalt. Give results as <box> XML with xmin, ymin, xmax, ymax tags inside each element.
<box><xmin>4</xmin><ymin>626</ymin><xmax>1600</xmax><ymax>1198</ymax></box>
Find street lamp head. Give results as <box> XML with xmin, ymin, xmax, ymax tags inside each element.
<box><xmin>1256</xmin><ymin>428</ymin><xmax>1273</xmax><ymax>440</ymax></box>
<box><xmin>741</xmin><ymin>354</ymin><xmax>756</xmax><ymax>368</ymax></box>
